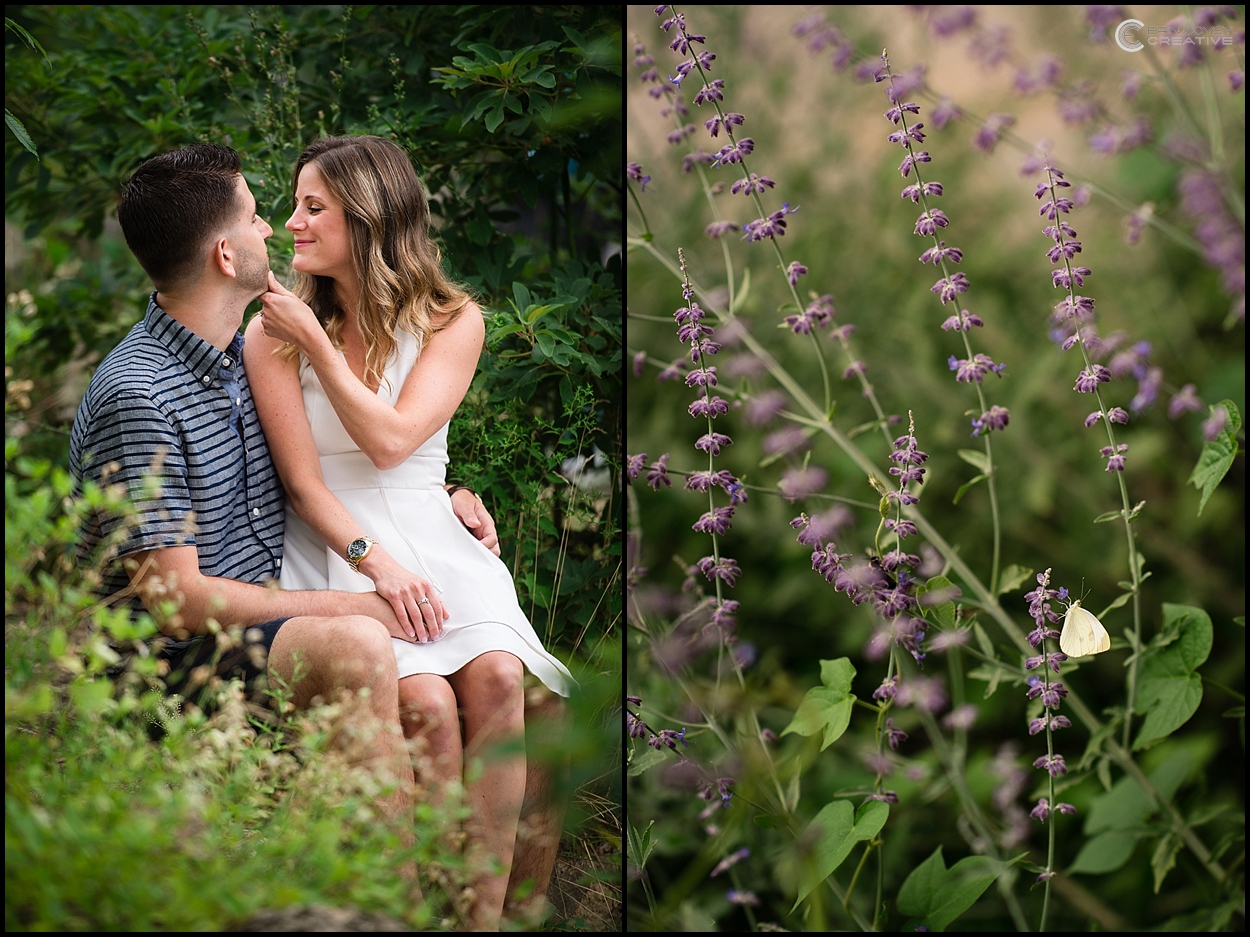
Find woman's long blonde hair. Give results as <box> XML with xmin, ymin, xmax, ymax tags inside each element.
<box><xmin>281</xmin><ymin>135</ymin><xmax>474</xmax><ymax>389</ymax></box>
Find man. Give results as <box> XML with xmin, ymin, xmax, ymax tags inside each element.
<box><xmin>69</xmin><ymin>143</ymin><xmax>564</xmax><ymax>911</ymax></box>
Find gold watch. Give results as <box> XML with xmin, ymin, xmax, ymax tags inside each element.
<box><xmin>345</xmin><ymin>536</ymin><xmax>379</xmax><ymax>573</ymax></box>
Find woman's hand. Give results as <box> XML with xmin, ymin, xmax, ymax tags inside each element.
<box><xmin>358</xmin><ymin>544</ymin><xmax>449</xmax><ymax>643</ymax></box>
<box><xmin>258</xmin><ymin>270</ymin><xmax>324</xmax><ymax>352</ymax></box>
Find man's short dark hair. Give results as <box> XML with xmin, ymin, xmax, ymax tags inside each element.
<box><xmin>117</xmin><ymin>143</ymin><xmax>244</xmax><ymax>290</ymax></box>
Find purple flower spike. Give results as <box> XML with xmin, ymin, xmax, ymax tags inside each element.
<box><xmin>786</xmin><ymin>261</ymin><xmax>809</xmax><ymax>288</ymax></box>
<box><xmin>971</xmin><ymin>405</ymin><xmax>1010</xmax><ymax>436</ymax></box>
<box><xmin>1033</xmin><ymin>753</ymin><xmax>1067</xmax><ymax>777</ymax></box>
<box><xmin>914</xmin><ymin>209</ymin><xmax>950</xmax><ymax>236</ymax></box>
<box><xmin>694</xmin><ymin>432</ymin><xmax>733</xmax><ymax>456</ymax></box>
<box><xmin>931</xmin><ymin>272</ymin><xmax>970</xmax><ymax>303</ymax></box>
<box><xmin>899</xmin><ymin>150</ymin><xmax>932</xmax><ymax>177</ymax></box>
<box><xmin>873</xmin><ymin>674</ymin><xmax>899</xmax><ymax>702</ymax></box>
<box><xmin>626</xmin><ymin>453</ymin><xmax>647</xmax><ymax>482</ymax></box>
<box><xmin>1074</xmin><ymin>365</ymin><xmax>1112</xmax><ymax>393</ymax></box>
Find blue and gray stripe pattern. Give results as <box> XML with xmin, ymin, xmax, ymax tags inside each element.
<box><xmin>69</xmin><ymin>294</ymin><xmax>284</xmax><ymax>620</ymax></box>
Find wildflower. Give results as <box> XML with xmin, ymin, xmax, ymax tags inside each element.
<box><xmin>710</xmin><ymin>600</ymin><xmax>740</xmax><ymax>630</ymax></box>
<box><xmin>943</xmin><ymin>704</ymin><xmax>979</xmax><ymax>731</ymax></box>
<box><xmin>914</xmin><ymin>209</ymin><xmax>950</xmax><ymax>236</ymax></box>
<box><xmin>694</xmin><ymin>432</ymin><xmax>733</xmax><ymax>456</ymax></box>
<box><xmin>920</xmin><ymin>241</ymin><xmax>963</xmax><ymax>265</ymax></box>
<box><xmin>931</xmin><ymin>272</ymin><xmax>970</xmax><ymax>303</ymax></box>
<box><xmin>1101</xmin><ymin>443</ymin><xmax>1129</xmax><ymax>472</ymax></box>
<box><xmin>873</xmin><ymin>674</ymin><xmax>899</xmax><ymax>702</ymax></box>
<box><xmin>972</xmin><ymin>113</ymin><xmax>1015</xmax><ymax>153</ymax></box>
<box><xmin>1024</xmin><ymin>651</ymin><xmax>1067</xmax><ymax>674</ymax></box>
<box><xmin>778</xmin><ymin>466</ymin><xmax>828</xmax><ymax>501</ymax></box>
<box><xmin>786</xmin><ymin>261</ymin><xmax>808</xmax><ymax>288</ymax></box>
<box><xmin>729</xmin><ymin>171</ymin><xmax>773</xmax><ymax>195</ymax></box>
<box><xmin>1027</xmin><ymin>714</ymin><xmax>1072</xmax><ymax>735</ymax></box>
<box><xmin>865</xmin><ymin>791</ymin><xmax>900</xmax><ymax>804</ymax></box>
<box><xmin>898</xmin><ymin>150</ymin><xmax>932</xmax><ymax>177</ymax></box>
<box><xmin>697</xmin><ymin>555</ymin><xmax>742</xmax><ymax>587</ymax></box>
<box><xmin>1203</xmin><ymin>405</ymin><xmax>1230</xmax><ymax>442</ymax></box>
<box><xmin>931</xmin><ymin>98</ymin><xmax>959</xmax><ymax>128</ymax></box>
<box><xmin>704</xmin><ymin>220</ymin><xmax>740</xmax><ymax>240</ymax></box>
<box><xmin>884</xmin><ymin>717</ymin><xmax>908</xmax><ymax>749</ymax></box>
<box><xmin>688</xmin><ymin>394</ymin><xmax>730</xmax><ymax>418</ymax></box>
<box><xmin>626</xmin><ymin>162</ymin><xmax>651</xmax><ymax>192</ymax></box>
<box><xmin>742</xmin><ymin>202</ymin><xmax>797</xmax><ymax>241</ymax></box>
<box><xmin>842</xmin><ymin>360</ymin><xmax>868</xmax><ymax>380</ymax></box>
<box><xmin>726</xmin><ymin>890</ymin><xmax>760</xmax><ymax>906</ymax></box>
<box><xmin>949</xmin><ymin>353</ymin><xmax>1007</xmax><ymax>384</ymax></box>
<box><xmin>1074</xmin><ymin>365</ymin><xmax>1111</xmax><ymax>393</ymax></box>
<box><xmin>646</xmin><ymin>454</ymin><xmax>672</xmax><ymax>490</ymax></box>
<box><xmin>710</xmin><ymin>847</ymin><xmax>750</xmax><ymax>877</ymax></box>
<box><xmin>744</xmin><ymin>390</ymin><xmax>788</xmax><ymax>426</ymax></box>
<box><xmin>626</xmin><ymin>453</ymin><xmax>647</xmax><ymax>482</ymax></box>
<box><xmin>940</xmin><ymin>309</ymin><xmax>982</xmax><ymax>331</ymax></box>
<box><xmin>884</xmin><ymin>518</ymin><xmax>918</xmax><ymax>539</ymax></box>
<box><xmin>1033</xmin><ymin>753</ymin><xmax>1067</xmax><ymax>777</ymax></box>
<box><xmin>1167</xmin><ymin>384</ymin><xmax>1204</xmax><ymax>418</ymax></box>
<box><xmin>762</xmin><ymin>425</ymin><xmax>808</xmax><ymax>456</ymax></box>
<box><xmin>971</xmin><ymin>405</ymin><xmax>1010</xmax><ymax>436</ymax></box>
<box><xmin>897</xmin><ymin>674</ymin><xmax>946</xmax><ymax>712</ymax></box>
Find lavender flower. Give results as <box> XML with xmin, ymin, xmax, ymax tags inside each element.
<box><xmin>943</xmin><ymin>704</ymin><xmax>979</xmax><ymax>731</ymax></box>
<box><xmin>726</xmin><ymin>890</ymin><xmax>760</xmax><ymax>906</ymax></box>
<box><xmin>626</xmin><ymin>452</ymin><xmax>647</xmax><ymax>482</ymax></box>
<box><xmin>1029</xmin><ymin>797</ymin><xmax>1076</xmax><ymax>821</ymax></box>
<box><xmin>1101</xmin><ymin>443</ymin><xmax>1129</xmax><ymax>472</ymax></box>
<box><xmin>1033</xmin><ymin>753</ymin><xmax>1067</xmax><ymax>777</ymax></box>
<box><xmin>972</xmin><ymin>113</ymin><xmax>1016</xmax><ymax>153</ymax></box>
<box><xmin>742</xmin><ymin>202</ymin><xmax>797</xmax><ymax>241</ymax></box>
<box><xmin>949</xmin><ymin>354</ymin><xmax>1007</xmax><ymax>384</ymax></box>
<box><xmin>873</xmin><ymin>674</ymin><xmax>899</xmax><ymax>702</ymax></box>
<box><xmin>786</xmin><ymin>261</ymin><xmax>808</xmax><ymax>288</ymax></box>
<box><xmin>884</xmin><ymin>717</ymin><xmax>908</xmax><ymax>749</ymax></box>
<box><xmin>778</xmin><ymin>466</ymin><xmax>828</xmax><ymax>501</ymax></box>
<box><xmin>971</xmin><ymin>405</ymin><xmax>1010</xmax><ymax>436</ymax></box>
<box><xmin>710</xmin><ymin>847</ymin><xmax>750</xmax><ymax>877</ymax></box>
<box><xmin>646</xmin><ymin>453</ymin><xmax>672</xmax><ymax>490</ymax></box>
<box><xmin>626</xmin><ymin>162</ymin><xmax>652</xmax><ymax>192</ymax></box>
<box><xmin>1168</xmin><ymin>384</ymin><xmax>1205</xmax><ymax>419</ymax></box>
<box><xmin>865</xmin><ymin>790</ymin><xmax>900</xmax><ymax>804</ymax></box>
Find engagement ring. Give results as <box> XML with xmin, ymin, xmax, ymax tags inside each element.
<box><xmin>417</xmin><ymin>597</ymin><xmax>430</xmax><ymax>605</ymax></box>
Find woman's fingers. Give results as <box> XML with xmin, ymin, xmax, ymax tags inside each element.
<box><xmin>389</xmin><ymin>595</ymin><xmax>417</xmax><ymax>640</ymax></box>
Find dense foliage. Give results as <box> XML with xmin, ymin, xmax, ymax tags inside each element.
<box><xmin>6</xmin><ymin>4</ymin><xmax>622</xmax><ymax>930</ymax></box>
<box><xmin>627</xmin><ymin>5</ymin><xmax>1243</xmax><ymax>932</ymax></box>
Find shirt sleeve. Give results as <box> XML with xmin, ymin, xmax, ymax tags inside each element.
<box><xmin>76</xmin><ymin>391</ymin><xmax>198</xmax><ymax>559</ymax></box>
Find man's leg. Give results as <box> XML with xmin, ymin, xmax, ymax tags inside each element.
<box><xmin>505</xmin><ymin>684</ymin><xmax>571</xmax><ymax>921</ymax></box>
<box><xmin>266</xmin><ymin>616</ymin><xmax>414</xmax><ymax>850</ymax></box>
<box><xmin>447</xmin><ymin>651</ymin><xmax>526</xmax><ymax>932</ymax></box>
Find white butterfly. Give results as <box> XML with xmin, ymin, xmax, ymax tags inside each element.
<box><xmin>1059</xmin><ymin>599</ymin><xmax>1111</xmax><ymax>657</ymax></box>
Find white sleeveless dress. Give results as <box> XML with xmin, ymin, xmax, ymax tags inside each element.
<box><xmin>278</xmin><ymin>329</ymin><xmax>573</xmax><ymax>697</ymax></box>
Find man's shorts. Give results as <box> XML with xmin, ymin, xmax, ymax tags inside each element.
<box><xmin>159</xmin><ymin>617</ymin><xmax>290</xmax><ymax>709</ymax></box>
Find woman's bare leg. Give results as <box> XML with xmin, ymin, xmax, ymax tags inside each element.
<box><xmin>447</xmin><ymin>651</ymin><xmax>526</xmax><ymax>931</ymax></box>
<box><xmin>397</xmin><ymin>673</ymin><xmax>463</xmax><ymax>808</ymax></box>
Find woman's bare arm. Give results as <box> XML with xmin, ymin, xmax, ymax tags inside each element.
<box><xmin>258</xmin><ymin>273</ymin><xmax>484</xmax><ymax>470</ymax></box>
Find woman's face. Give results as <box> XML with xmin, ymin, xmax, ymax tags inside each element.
<box><xmin>287</xmin><ymin>163</ymin><xmax>352</xmax><ymax>280</ymax></box>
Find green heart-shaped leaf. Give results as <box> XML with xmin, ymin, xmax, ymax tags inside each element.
<box><xmin>790</xmin><ymin>799</ymin><xmax>888</xmax><ymax>912</ymax></box>
<box><xmin>896</xmin><ymin>846</ymin><xmax>1000</xmax><ymax>931</ymax></box>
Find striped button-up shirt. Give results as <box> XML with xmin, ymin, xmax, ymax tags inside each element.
<box><xmin>69</xmin><ymin>294</ymin><xmax>284</xmax><ymax>621</ymax></box>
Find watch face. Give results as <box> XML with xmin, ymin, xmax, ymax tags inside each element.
<box><xmin>347</xmin><ymin>538</ymin><xmax>369</xmax><ymax>561</ymax></box>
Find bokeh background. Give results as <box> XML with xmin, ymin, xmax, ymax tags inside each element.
<box><xmin>627</xmin><ymin>4</ymin><xmax>1243</xmax><ymax>930</ymax></box>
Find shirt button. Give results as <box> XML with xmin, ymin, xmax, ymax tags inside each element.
<box><xmin>223</xmin><ymin>356</ymin><xmax>231</xmax><ymax>366</ymax></box>
<box><xmin>253</xmin><ymin>508</ymin><xmax>260</xmax><ymax>516</ymax></box>
<box><xmin>236</xmin><ymin>398</ymin><xmax>241</xmax><ymax>405</ymax></box>
<box><xmin>202</xmin><ymin>375</ymin><xmax>211</xmax><ymax>385</ymax></box>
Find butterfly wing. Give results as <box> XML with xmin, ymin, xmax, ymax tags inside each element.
<box><xmin>1059</xmin><ymin>601</ymin><xmax>1096</xmax><ymax>657</ymax></box>
<box><xmin>1090</xmin><ymin>608</ymin><xmax>1111</xmax><ymax>653</ymax></box>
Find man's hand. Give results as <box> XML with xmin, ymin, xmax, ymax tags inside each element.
<box><xmin>450</xmin><ymin>489</ymin><xmax>501</xmax><ymax>556</ymax></box>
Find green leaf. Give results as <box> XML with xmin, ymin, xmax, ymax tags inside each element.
<box><xmin>1096</xmin><ymin>591</ymin><xmax>1134</xmax><ymax>618</ymax></box>
<box><xmin>754</xmin><ymin>813</ymin><xmax>788</xmax><ymax>830</ymax></box>
<box><xmin>1151</xmin><ymin>833</ymin><xmax>1182</xmax><ymax>893</ymax></box>
<box><xmin>628</xmin><ymin>820</ymin><xmax>655</xmax><ymax>872</ymax></box>
<box><xmin>1093</xmin><ymin>509</ymin><xmax>1123</xmax><ymax>524</ymax></box>
<box><xmin>484</xmin><ymin>104</ymin><xmax>505</xmax><ymax>133</ymax></box>
<box><xmin>791</xmin><ymin>800</ymin><xmax>888</xmax><ymax>912</ymax></box>
<box><xmin>1068</xmin><ymin>830</ymin><xmax>1147</xmax><ymax>874</ymax></box>
<box><xmin>1134</xmin><ymin>605</ymin><xmax>1212</xmax><ymax>749</ymax></box>
<box><xmin>626</xmin><ymin>746</ymin><xmax>669</xmax><ymax>777</ymax></box>
<box><xmin>1188</xmin><ymin>400</ymin><xmax>1240</xmax><ymax>516</ymax></box>
<box><xmin>781</xmin><ymin>657</ymin><xmax>857</xmax><ymax>750</ymax></box>
<box><xmin>730</xmin><ymin>266</ymin><xmax>750</xmax><ymax>314</ymax></box>
<box><xmin>957</xmin><ymin>448</ymin><xmax>990</xmax><ymax>473</ymax></box>
<box><xmin>5</xmin><ymin>109</ymin><xmax>39</xmax><ymax>159</ymax></box>
<box><xmin>995</xmin><ymin>564</ymin><xmax>1034</xmax><ymax>597</ymax></box>
<box><xmin>919</xmin><ymin>576</ymin><xmax>958</xmax><ymax>630</ymax></box>
<box><xmin>952</xmin><ymin>473</ymin><xmax>986</xmax><ymax>505</ymax></box>
<box><xmin>896</xmin><ymin>846</ymin><xmax>1000</xmax><ymax>932</ymax></box>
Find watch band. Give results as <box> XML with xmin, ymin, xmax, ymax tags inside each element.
<box><xmin>446</xmin><ymin>484</ymin><xmax>480</xmax><ymax>500</ymax></box>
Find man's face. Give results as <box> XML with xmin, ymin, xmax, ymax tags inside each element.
<box><xmin>228</xmin><ymin>175</ymin><xmax>273</xmax><ymax>298</ymax></box>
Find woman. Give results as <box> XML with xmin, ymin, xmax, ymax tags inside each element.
<box><xmin>243</xmin><ymin>134</ymin><xmax>573</xmax><ymax>930</ymax></box>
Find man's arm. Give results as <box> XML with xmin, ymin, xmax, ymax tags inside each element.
<box><xmin>126</xmin><ymin>545</ymin><xmax>411</xmax><ymax>641</ymax></box>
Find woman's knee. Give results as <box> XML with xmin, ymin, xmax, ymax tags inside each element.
<box><xmin>460</xmin><ymin>652</ymin><xmax>525</xmax><ymax>711</ymax></box>
<box><xmin>399</xmin><ymin>674</ymin><xmax>458</xmax><ymax>729</ymax></box>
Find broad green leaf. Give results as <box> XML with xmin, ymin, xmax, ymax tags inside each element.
<box><xmin>896</xmin><ymin>846</ymin><xmax>1000</xmax><ymax>932</ymax></box>
<box><xmin>957</xmin><ymin>448</ymin><xmax>990</xmax><ymax>473</ymax></box>
<box><xmin>1068</xmin><ymin>830</ymin><xmax>1146</xmax><ymax>874</ymax></box>
<box><xmin>1134</xmin><ymin>672</ymin><xmax>1202</xmax><ymax>749</ymax></box>
<box><xmin>995</xmin><ymin>564</ymin><xmax>1034</xmax><ymax>597</ymax></box>
<box><xmin>484</xmin><ymin>104</ymin><xmax>505</xmax><ymax>132</ymax></box>
<box><xmin>1151</xmin><ymin>833</ymin><xmax>1182</xmax><ymax>893</ymax></box>
<box><xmin>1188</xmin><ymin>400</ymin><xmax>1240</xmax><ymax>515</ymax></box>
<box><xmin>626</xmin><ymin>746</ymin><xmax>669</xmax><ymax>777</ymax></box>
<box><xmin>791</xmin><ymin>800</ymin><xmax>888</xmax><ymax>912</ymax></box>
<box><xmin>953</xmin><ymin>473</ymin><xmax>986</xmax><ymax>504</ymax></box>
<box><xmin>1134</xmin><ymin>605</ymin><xmax>1212</xmax><ymax>748</ymax></box>
<box><xmin>781</xmin><ymin>658</ymin><xmax>857</xmax><ymax>750</ymax></box>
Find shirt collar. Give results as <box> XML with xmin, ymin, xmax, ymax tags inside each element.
<box><xmin>142</xmin><ymin>293</ymin><xmax>242</xmax><ymax>387</ymax></box>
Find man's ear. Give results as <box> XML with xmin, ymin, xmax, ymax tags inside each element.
<box><xmin>212</xmin><ymin>235</ymin><xmax>237</xmax><ymax>280</ymax></box>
